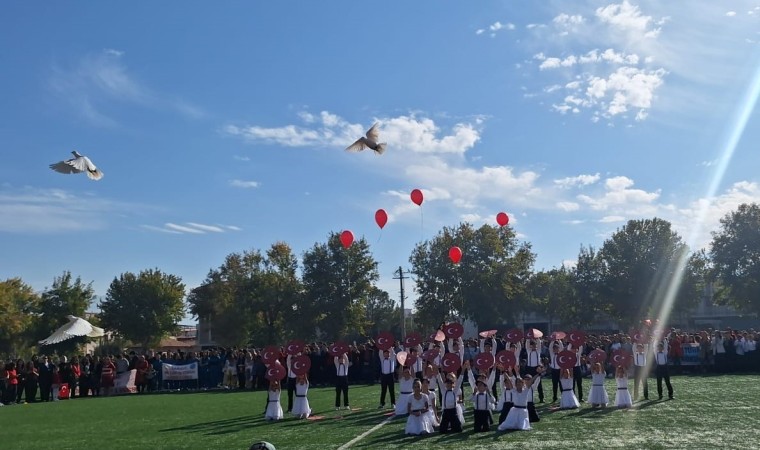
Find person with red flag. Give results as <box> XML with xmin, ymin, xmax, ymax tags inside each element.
<box><xmin>378</xmin><ymin>348</ymin><xmax>396</xmax><ymax>410</ymax></box>
<box><xmin>265</xmin><ymin>379</ymin><xmax>283</xmax><ymax>421</ymax></box>
<box><xmin>285</xmin><ymin>353</ymin><xmax>299</xmax><ymax>413</ymax></box>
<box><xmin>405</xmin><ymin>379</ymin><xmax>434</xmax><ymax>435</ymax></box>
<box><xmin>497</xmin><ymin>368</ymin><xmax>544</xmax><ymax>431</ymax></box>
<box><xmin>614</xmin><ymin>366</ymin><xmax>633</xmax><ymax>408</ymax></box>
<box><xmin>437</xmin><ymin>375</ymin><xmax>463</xmax><ymax>433</ymax></box>
<box><xmin>291</xmin><ymin>373</ymin><xmax>311</xmax><ymax>419</ymax></box>
<box><xmin>548</xmin><ymin>340</ymin><xmax>563</xmax><ymax>403</ymax></box>
<box><xmin>470</xmin><ymin>379</ymin><xmax>496</xmax><ymax>432</ymax></box>
<box><xmin>633</xmin><ymin>342</ymin><xmax>650</xmax><ymax>400</ymax></box>
<box><xmin>523</xmin><ymin>338</ymin><xmax>544</xmax><ymax>403</ymax></box>
<box><xmin>334</xmin><ymin>352</ymin><xmax>350</xmax><ymax>410</ymax></box>
<box><xmin>496</xmin><ymin>364</ymin><xmax>517</xmax><ymax>425</ymax></box>
<box><xmin>559</xmin><ymin>368</ymin><xmax>580</xmax><ymax>410</ymax></box>
<box><xmin>588</xmin><ymin>362</ymin><xmax>609</xmax><ymax>408</ymax></box>
<box><xmin>654</xmin><ymin>340</ymin><xmax>674</xmax><ymax>400</ymax></box>
<box><xmin>395</xmin><ymin>366</ymin><xmax>416</xmax><ymax>416</ymax></box>
<box><xmin>566</xmin><ymin>340</ymin><xmax>585</xmax><ymax>403</ymax></box>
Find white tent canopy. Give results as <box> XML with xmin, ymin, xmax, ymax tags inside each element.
<box><xmin>39</xmin><ymin>315</ymin><xmax>105</xmax><ymax>346</ymax></box>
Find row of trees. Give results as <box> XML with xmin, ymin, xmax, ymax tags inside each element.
<box><xmin>2</xmin><ymin>203</ymin><xmax>760</xmax><ymax>354</ymax></box>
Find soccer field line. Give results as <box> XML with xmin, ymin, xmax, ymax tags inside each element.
<box><xmin>337</xmin><ymin>414</ymin><xmax>395</xmax><ymax>449</ymax></box>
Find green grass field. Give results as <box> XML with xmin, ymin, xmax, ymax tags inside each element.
<box><xmin>2</xmin><ymin>375</ymin><xmax>758</xmax><ymax>449</ymax></box>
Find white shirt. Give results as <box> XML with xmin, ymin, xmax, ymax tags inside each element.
<box><xmin>713</xmin><ymin>337</ymin><xmax>726</xmax><ymax>355</ymax></box>
<box><xmin>655</xmin><ymin>351</ymin><xmax>668</xmax><ymax>366</ymax></box>
<box><xmin>527</xmin><ymin>349</ymin><xmax>541</xmax><ymax>367</ymax></box>
<box><xmin>470</xmin><ymin>391</ymin><xmax>494</xmax><ymax>411</ymax></box>
<box><xmin>442</xmin><ymin>388</ymin><xmax>461</xmax><ymax>409</ymax></box>
<box><xmin>379</xmin><ymin>349</ymin><xmax>396</xmax><ymax>375</ymax></box>
<box><xmin>634</xmin><ymin>345</ymin><xmax>649</xmax><ymax>367</ymax></box>
<box><xmin>334</xmin><ymin>357</ymin><xmax>349</xmax><ymax>376</ymax></box>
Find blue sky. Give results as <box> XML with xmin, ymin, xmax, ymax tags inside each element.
<box><xmin>2</xmin><ymin>1</ymin><xmax>760</xmax><ymax>323</ymax></box>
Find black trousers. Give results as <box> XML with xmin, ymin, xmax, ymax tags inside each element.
<box><xmin>380</xmin><ymin>373</ymin><xmax>395</xmax><ymax>406</ymax></box>
<box><xmin>439</xmin><ymin>408</ymin><xmax>462</xmax><ymax>433</ymax></box>
<box><xmin>527</xmin><ymin>401</ymin><xmax>540</xmax><ymax>422</ymax></box>
<box><xmin>39</xmin><ymin>381</ymin><xmax>52</xmax><ymax>402</ymax></box>
<box><xmin>473</xmin><ymin>409</ymin><xmax>492</xmax><ymax>432</ymax></box>
<box><xmin>498</xmin><ymin>401</ymin><xmax>513</xmax><ymax>424</ymax></box>
<box><xmin>655</xmin><ymin>365</ymin><xmax>673</xmax><ymax>398</ymax></box>
<box><xmin>335</xmin><ymin>376</ymin><xmax>349</xmax><ymax>407</ymax></box>
<box><xmin>573</xmin><ymin>366</ymin><xmax>584</xmax><ymax>401</ymax></box>
<box><xmin>551</xmin><ymin>368</ymin><xmax>561</xmax><ymax>401</ymax></box>
<box><xmin>633</xmin><ymin>366</ymin><xmax>649</xmax><ymax>399</ymax></box>
<box><xmin>286</xmin><ymin>377</ymin><xmax>297</xmax><ymax>411</ymax></box>
<box><xmin>25</xmin><ymin>380</ymin><xmax>38</xmax><ymax>402</ymax></box>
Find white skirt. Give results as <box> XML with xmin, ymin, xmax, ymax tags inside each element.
<box><xmin>405</xmin><ymin>411</ymin><xmax>435</xmax><ymax>435</ymax></box>
<box><xmin>498</xmin><ymin>406</ymin><xmax>530</xmax><ymax>431</ymax></box>
<box><xmin>615</xmin><ymin>388</ymin><xmax>632</xmax><ymax>408</ymax></box>
<box><xmin>588</xmin><ymin>385</ymin><xmax>609</xmax><ymax>406</ymax></box>
<box><xmin>265</xmin><ymin>400</ymin><xmax>283</xmax><ymax>421</ymax></box>
<box><xmin>424</xmin><ymin>409</ymin><xmax>439</xmax><ymax>427</ymax></box>
<box><xmin>457</xmin><ymin>403</ymin><xmax>466</xmax><ymax>424</ymax></box>
<box><xmin>395</xmin><ymin>393</ymin><xmax>412</xmax><ymax>416</ymax></box>
<box><xmin>292</xmin><ymin>396</ymin><xmax>311</xmax><ymax>418</ymax></box>
<box><xmin>560</xmin><ymin>390</ymin><xmax>580</xmax><ymax>409</ymax></box>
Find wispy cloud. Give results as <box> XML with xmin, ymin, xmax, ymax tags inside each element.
<box><xmin>476</xmin><ymin>21</ymin><xmax>516</xmax><ymax>37</ymax></box>
<box><xmin>48</xmin><ymin>49</ymin><xmax>203</xmax><ymax>126</ymax></box>
<box><xmin>142</xmin><ymin>222</ymin><xmax>241</xmax><ymax>235</ymax></box>
<box><xmin>229</xmin><ymin>179</ymin><xmax>260</xmax><ymax>188</ymax></box>
<box><xmin>0</xmin><ymin>186</ymin><xmax>140</xmax><ymax>233</ymax></box>
<box><xmin>554</xmin><ymin>173</ymin><xmax>601</xmax><ymax>188</ymax></box>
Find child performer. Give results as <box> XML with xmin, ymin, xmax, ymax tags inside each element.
<box><xmin>559</xmin><ymin>368</ymin><xmax>580</xmax><ymax>410</ymax></box>
<box><xmin>470</xmin><ymin>379</ymin><xmax>496</xmax><ymax>432</ymax></box>
<box><xmin>421</xmin><ymin>378</ymin><xmax>439</xmax><ymax>429</ymax></box>
<box><xmin>334</xmin><ymin>352</ymin><xmax>350</xmax><ymax>410</ymax></box>
<box><xmin>438</xmin><ymin>374</ymin><xmax>463</xmax><ymax>433</ymax></box>
<box><xmin>405</xmin><ymin>380</ymin><xmax>434</xmax><ymax>435</ymax></box>
<box><xmin>525</xmin><ymin>366</ymin><xmax>544</xmax><ymax>423</ymax></box>
<box><xmin>395</xmin><ymin>366</ymin><xmax>416</xmax><ymax>416</ymax></box>
<box><xmin>265</xmin><ymin>380</ymin><xmax>284</xmax><ymax>421</ymax></box>
<box><xmin>614</xmin><ymin>365</ymin><xmax>633</xmax><ymax>409</ymax></box>
<box><xmin>497</xmin><ymin>369</ymin><xmax>543</xmax><ymax>431</ymax></box>
<box><xmin>378</xmin><ymin>348</ymin><xmax>396</xmax><ymax>409</ymax></box>
<box><xmin>588</xmin><ymin>362</ymin><xmax>609</xmax><ymax>408</ymax></box>
<box><xmin>497</xmin><ymin>364</ymin><xmax>517</xmax><ymax>425</ymax></box>
<box><xmin>291</xmin><ymin>374</ymin><xmax>311</xmax><ymax>419</ymax></box>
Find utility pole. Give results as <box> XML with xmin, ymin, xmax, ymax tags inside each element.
<box><xmin>393</xmin><ymin>266</ymin><xmax>411</xmax><ymax>339</ymax></box>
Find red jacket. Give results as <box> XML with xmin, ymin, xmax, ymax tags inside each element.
<box><xmin>5</xmin><ymin>369</ymin><xmax>18</xmax><ymax>385</ymax></box>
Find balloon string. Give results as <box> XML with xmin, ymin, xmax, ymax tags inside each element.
<box><xmin>376</xmin><ymin>228</ymin><xmax>383</xmax><ymax>245</ymax></box>
<box><xmin>419</xmin><ymin>207</ymin><xmax>424</xmax><ymax>243</ymax></box>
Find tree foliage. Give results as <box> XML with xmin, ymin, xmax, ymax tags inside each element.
<box><xmin>0</xmin><ymin>278</ymin><xmax>40</xmax><ymax>355</ymax></box>
<box><xmin>301</xmin><ymin>232</ymin><xmax>380</xmax><ymax>340</ymax></box>
<box><xmin>710</xmin><ymin>203</ymin><xmax>760</xmax><ymax>315</ymax></box>
<box><xmin>597</xmin><ymin>218</ymin><xmax>695</xmax><ymax>327</ymax></box>
<box><xmin>100</xmin><ymin>268</ymin><xmax>186</xmax><ymax>349</ymax></box>
<box><xmin>411</xmin><ymin>223</ymin><xmax>535</xmax><ymax>330</ymax></box>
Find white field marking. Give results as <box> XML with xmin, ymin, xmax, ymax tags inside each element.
<box><xmin>336</xmin><ymin>414</ymin><xmax>395</xmax><ymax>449</ymax></box>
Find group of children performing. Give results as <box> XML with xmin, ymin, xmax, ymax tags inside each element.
<box><xmin>260</xmin><ymin>334</ymin><xmax>663</xmax><ymax>436</ymax></box>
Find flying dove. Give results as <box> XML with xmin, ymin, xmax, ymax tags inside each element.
<box><xmin>346</xmin><ymin>123</ymin><xmax>386</xmax><ymax>155</ymax></box>
<box><xmin>50</xmin><ymin>150</ymin><xmax>104</xmax><ymax>180</ymax></box>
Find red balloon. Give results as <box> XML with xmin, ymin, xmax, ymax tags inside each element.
<box><xmin>448</xmin><ymin>246</ymin><xmax>462</xmax><ymax>264</ymax></box>
<box><xmin>410</xmin><ymin>189</ymin><xmax>424</xmax><ymax>206</ymax></box>
<box><xmin>340</xmin><ymin>230</ymin><xmax>354</xmax><ymax>249</ymax></box>
<box><xmin>375</xmin><ymin>209</ymin><xmax>388</xmax><ymax>229</ymax></box>
<box><xmin>496</xmin><ymin>212</ymin><xmax>509</xmax><ymax>227</ymax></box>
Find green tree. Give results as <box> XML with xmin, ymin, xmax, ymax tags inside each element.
<box><xmin>187</xmin><ymin>250</ymin><xmax>263</xmax><ymax>347</ymax></box>
<box><xmin>365</xmin><ymin>286</ymin><xmax>401</xmax><ymax>337</ymax></box>
<box><xmin>0</xmin><ymin>278</ymin><xmax>40</xmax><ymax>356</ymax></box>
<box><xmin>411</xmin><ymin>223</ymin><xmax>535</xmax><ymax>330</ymax></box>
<box><xmin>710</xmin><ymin>203</ymin><xmax>760</xmax><ymax>315</ymax></box>
<box><xmin>100</xmin><ymin>268</ymin><xmax>186</xmax><ymax>349</ymax></box>
<box><xmin>35</xmin><ymin>271</ymin><xmax>95</xmax><ymax>354</ymax></box>
<box><xmin>301</xmin><ymin>232</ymin><xmax>380</xmax><ymax>339</ymax></box>
<box><xmin>528</xmin><ymin>267</ymin><xmax>575</xmax><ymax>329</ymax></box>
<box><xmin>597</xmin><ymin>218</ymin><xmax>693</xmax><ymax>328</ymax></box>
<box><xmin>248</xmin><ymin>242</ymin><xmax>303</xmax><ymax>344</ymax></box>
<box><xmin>570</xmin><ymin>246</ymin><xmax>606</xmax><ymax>328</ymax></box>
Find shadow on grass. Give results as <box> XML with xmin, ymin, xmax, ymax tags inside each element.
<box><xmin>159</xmin><ymin>415</ymin><xmax>263</xmax><ymax>436</ymax></box>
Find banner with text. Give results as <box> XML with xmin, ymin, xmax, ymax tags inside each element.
<box><xmin>162</xmin><ymin>362</ymin><xmax>199</xmax><ymax>381</ymax></box>
<box><xmin>114</xmin><ymin>369</ymin><xmax>137</xmax><ymax>394</ymax></box>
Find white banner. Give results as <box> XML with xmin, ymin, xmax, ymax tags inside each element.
<box><xmin>114</xmin><ymin>369</ymin><xmax>137</xmax><ymax>394</ymax></box>
<box><xmin>162</xmin><ymin>362</ymin><xmax>199</xmax><ymax>381</ymax></box>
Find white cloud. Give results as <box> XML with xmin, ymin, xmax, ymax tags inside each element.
<box><xmin>48</xmin><ymin>49</ymin><xmax>203</xmax><ymax>126</ymax></box>
<box><xmin>599</xmin><ymin>215</ymin><xmax>626</xmax><ymax>223</ymax></box>
<box><xmin>0</xmin><ymin>186</ymin><xmax>141</xmax><ymax>233</ymax></box>
<box><xmin>576</xmin><ymin>176</ymin><xmax>660</xmax><ymax>211</ymax></box>
<box><xmin>726</xmin><ymin>11</ymin><xmax>737</xmax><ymax>17</ymax></box>
<box><xmin>556</xmin><ymin>201</ymin><xmax>580</xmax><ymax>211</ymax></box>
<box><xmin>233</xmin><ymin>155</ymin><xmax>251</xmax><ymax>162</ymax></box>
<box><xmin>226</xmin><ymin>111</ymin><xmax>481</xmax><ymax>155</ymax></box>
<box><xmin>229</xmin><ymin>179</ymin><xmax>260</xmax><ymax>188</ymax></box>
<box><xmin>477</xmin><ymin>21</ymin><xmax>516</xmax><ymax>36</ymax></box>
<box><xmin>554</xmin><ymin>173</ymin><xmax>601</xmax><ymax>188</ymax></box>
<box><xmin>144</xmin><ymin>222</ymin><xmax>239</xmax><ymax>235</ymax></box>
<box><xmin>553</xmin><ymin>13</ymin><xmax>584</xmax><ymax>26</ymax></box>
<box><xmin>595</xmin><ymin>1</ymin><xmax>657</xmax><ymax>35</ymax></box>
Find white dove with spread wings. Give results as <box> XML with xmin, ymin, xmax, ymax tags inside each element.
<box><xmin>50</xmin><ymin>150</ymin><xmax>104</xmax><ymax>180</ymax></box>
<box><xmin>346</xmin><ymin>123</ymin><xmax>387</xmax><ymax>155</ymax></box>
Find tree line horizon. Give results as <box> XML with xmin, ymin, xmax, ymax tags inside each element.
<box><xmin>2</xmin><ymin>203</ymin><xmax>759</xmax><ymax>355</ymax></box>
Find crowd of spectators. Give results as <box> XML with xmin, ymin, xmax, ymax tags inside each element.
<box><xmin>1</xmin><ymin>327</ymin><xmax>756</xmax><ymax>407</ymax></box>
